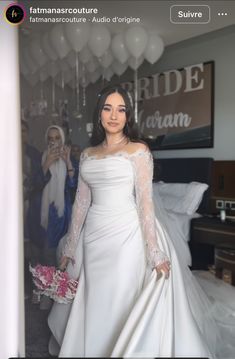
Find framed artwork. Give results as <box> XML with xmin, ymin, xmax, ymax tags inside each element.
<box><xmin>135</xmin><ymin>61</ymin><xmax>214</xmax><ymax>150</ymax></box>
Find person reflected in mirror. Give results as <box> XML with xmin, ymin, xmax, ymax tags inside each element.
<box><xmin>39</xmin><ymin>125</ymin><xmax>78</xmax><ymax>309</ymax></box>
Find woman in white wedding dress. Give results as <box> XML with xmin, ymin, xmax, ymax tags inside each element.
<box><xmin>48</xmin><ymin>85</ymin><xmax>222</xmax><ymax>358</ymax></box>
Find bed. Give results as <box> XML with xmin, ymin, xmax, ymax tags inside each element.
<box><xmin>152</xmin><ymin>157</ymin><xmax>214</xmax><ymax>267</ymax></box>
<box><xmin>153</xmin><ymin>157</ymin><xmax>213</xmax><ymax>214</ymax></box>
<box><xmin>152</xmin><ymin>157</ymin><xmax>235</xmax><ymax>349</ymax></box>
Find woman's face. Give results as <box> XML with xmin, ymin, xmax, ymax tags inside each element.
<box><xmin>47</xmin><ymin>128</ymin><xmax>62</xmax><ymax>148</ymax></box>
<box><xmin>100</xmin><ymin>92</ymin><xmax>127</xmax><ymax>135</ymax></box>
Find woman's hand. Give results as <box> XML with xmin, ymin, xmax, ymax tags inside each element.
<box><xmin>42</xmin><ymin>147</ymin><xmax>61</xmax><ymax>174</ymax></box>
<box><xmin>60</xmin><ymin>145</ymin><xmax>75</xmax><ymax>177</ymax></box>
<box><xmin>59</xmin><ymin>256</ymin><xmax>70</xmax><ymax>271</ymax></box>
<box><xmin>60</xmin><ymin>145</ymin><xmax>71</xmax><ymax>165</ymax></box>
<box><xmin>155</xmin><ymin>260</ymin><xmax>171</xmax><ymax>279</ymax></box>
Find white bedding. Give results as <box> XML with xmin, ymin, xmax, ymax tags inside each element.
<box><xmin>155</xmin><ymin>181</ymin><xmax>208</xmax><ymax>215</ymax></box>
<box><xmin>153</xmin><ymin>182</ymin><xmax>202</xmax><ymax>266</ymax></box>
<box><xmin>153</xmin><ymin>182</ymin><xmax>235</xmax><ymax>357</ymax></box>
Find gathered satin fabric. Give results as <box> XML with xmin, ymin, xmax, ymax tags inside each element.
<box><xmin>48</xmin><ymin>152</ymin><xmax>220</xmax><ymax>358</ymax></box>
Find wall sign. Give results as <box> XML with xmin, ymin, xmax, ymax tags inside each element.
<box><xmin>122</xmin><ymin>61</ymin><xmax>214</xmax><ymax>150</ymax></box>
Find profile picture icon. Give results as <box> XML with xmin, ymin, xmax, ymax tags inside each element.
<box><xmin>4</xmin><ymin>3</ymin><xmax>26</xmax><ymax>25</ymax></box>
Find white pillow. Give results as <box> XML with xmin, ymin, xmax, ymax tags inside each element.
<box><xmin>165</xmin><ymin>211</ymin><xmax>201</xmax><ymax>242</ymax></box>
<box><xmin>153</xmin><ymin>181</ymin><xmax>208</xmax><ymax>215</ymax></box>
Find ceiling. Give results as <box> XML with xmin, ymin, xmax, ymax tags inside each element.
<box><xmin>20</xmin><ymin>0</ymin><xmax>235</xmax><ymax>46</ymax></box>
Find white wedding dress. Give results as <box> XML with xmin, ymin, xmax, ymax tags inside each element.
<box><xmin>48</xmin><ymin>148</ymin><xmax>228</xmax><ymax>358</ymax></box>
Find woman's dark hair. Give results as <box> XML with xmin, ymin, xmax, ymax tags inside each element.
<box><xmin>90</xmin><ymin>84</ymin><xmax>142</xmax><ymax>146</ymax></box>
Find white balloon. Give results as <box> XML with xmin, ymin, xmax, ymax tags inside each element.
<box><xmin>67</xmin><ymin>52</ymin><xmax>83</xmax><ymax>83</ymax></box>
<box><xmin>42</xmin><ymin>32</ymin><xmax>58</xmax><ymax>61</ymax></box>
<box><xmin>112</xmin><ymin>61</ymin><xmax>128</xmax><ymax>76</ymax></box>
<box><xmin>65</xmin><ymin>22</ymin><xmax>90</xmax><ymax>53</ymax></box>
<box><xmin>145</xmin><ymin>34</ymin><xmax>164</xmax><ymax>64</ymax></box>
<box><xmin>100</xmin><ymin>50</ymin><xmax>114</xmax><ymax>69</ymax></box>
<box><xmin>24</xmin><ymin>48</ymin><xmax>38</xmax><ymax>74</ymax></box>
<box><xmin>39</xmin><ymin>67</ymin><xmax>49</xmax><ymax>82</ymax></box>
<box><xmin>50</xmin><ymin>24</ymin><xmax>70</xmax><ymax>59</ymax></box>
<box><xmin>58</xmin><ymin>72</ymin><xmax>66</xmax><ymax>89</ymax></box>
<box><xmin>89</xmin><ymin>70</ymin><xmax>101</xmax><ymax>84</ymax></box>
<box><xmin>47</xmin><ymin>61</ymin><xmax>59</xmax><ymax>78</ymax></box>
<box><xmin>30</xmin><ymin>38</ymin><xmax>47</xmax><ymax>67</ymax></box>
<box><xmin>103</xmin><ymin>67</ymin><xmax>114</xmax><ymax>81</ymax></box>
<box><xmin>86</xmin><ymin>57</ymin><xmax>99</xmax><ymax>73</ymax></box>
<box><xmin>111</xmin><ymin>33</ymin><xmax>129</xmax><ymax>64</ymax></box>
<box><xmin>63</xmin><ymin>69</ymin><xmax>73</xmax><ymax>84</ymax></box>
<box><xmin>88</xmin><ymin>25</ymin><xmax>111</xmax><ymax>58</ymax></box>
<box><xmin>125</xmin><ymin>26</ymin><xmax>148</xmax><ymax>58</ymax></box>
<box><xmin>67</xmin><ymin>51</ymin><xmax>76</xmax><ymax>68</ymax></box>
<box><xmin>58</xmin><ymin>59</ymin><xmax>70</xmax><ymax>72</ymax></box>
<box><xmin>128</xmin><ymin>55</ymin><xmax>144</xmax><ymax>70</ymax></box>
<box><xmin>79</xmin><ymin>46</ymin><xmax>92</xmax><ymax>64</ymax></box>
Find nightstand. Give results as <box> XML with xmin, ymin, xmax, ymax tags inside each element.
<box><xmin>189</xmin><ymin>216</ymin><xmax>235</xmax><ymax>270</ymax></box>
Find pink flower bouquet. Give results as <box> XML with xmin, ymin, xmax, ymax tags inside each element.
<box><xmin>29</xmin><ymin>264</ymin><xmax>78</xmax><ymax>304</ymax></box>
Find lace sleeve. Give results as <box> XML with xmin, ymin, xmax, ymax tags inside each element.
<box><xmin>62</xmin><ymin>152</ymin><xmax>91</xmax><ymax>260</ymax></box>
<box><xmin>131</xmin><ymin>148</ymin><xmax>169</xmax><ymax>268</ymax></box>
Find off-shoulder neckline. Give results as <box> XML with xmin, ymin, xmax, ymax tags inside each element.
<box><xmin>81</xmin><ymin>148</ymin><xmax>152</xmax><ymax>161</ymax></box>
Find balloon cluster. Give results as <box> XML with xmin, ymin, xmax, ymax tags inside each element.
<box><xmin>21</xmin><ymin>23</ymin><xmax>164</xmax><ymax>88</ymax></box>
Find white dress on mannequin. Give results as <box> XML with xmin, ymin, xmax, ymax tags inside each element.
<box><xmin>48</xmin><ymin>148</ymin><xmax>226</xmax><ymax>358</ymax></box>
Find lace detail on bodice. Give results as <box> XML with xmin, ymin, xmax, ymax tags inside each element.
<box><xmin>130</xmin><ymin>149</ymin><xmax>169</xmax><ymax>268</ymax></box>
<box><xmin>62</xmin><ymin>153</ymin><xmax>91</xmax><ymax>259</ymax></box>
<box><xmin>62</xmin><ymin>147</ymin><xmax>169</xmax><ymax>267</ymax></box>
<box><xmin>80</xmin><ymin>148</ymin><xmax>148</xmax><ymax>161</ymax></box>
